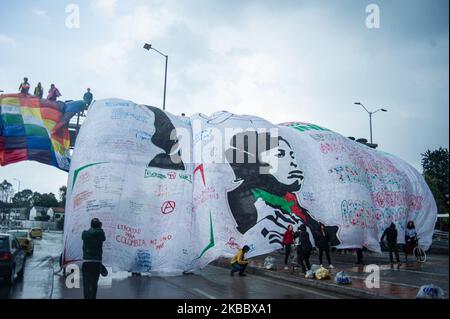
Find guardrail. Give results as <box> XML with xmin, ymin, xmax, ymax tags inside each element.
<box><xmin>433</xmin><ymin>230</ymin><xmax>449</xmax><ymax>241</ymax></box>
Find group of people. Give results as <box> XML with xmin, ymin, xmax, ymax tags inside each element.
<box><xmin>277</xmin><ymin>220</ymin><xmax>419</xmax><ymax>274</ymax></box>
<box><xmin>78</xmin><ymin>216</ymin><xmax>419</xmax><ymax>298</ymax></box>
<box><xmin>19</xmin><ymin>77</ymin><xmax>61</xmax><ymax>101</ymax></box>
<box><xmin>18</xmin><ymin>77</ymin><xmax>94</xmax><ymax>110</ymax></box>
<box><xmin>380</xmin><ymin>221</ymin><xmax>418</xmax><ymax>264</ymax></box>
<box><xmin>281</xmin><ymin>223</ymin><xmax>334</xmax><ymax>273</ymax></box>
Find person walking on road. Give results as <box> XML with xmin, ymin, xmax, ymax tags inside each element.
<box><xmin>19</xmin><ymin>77</ymin><xmax>30</xmax><ymax>94</ymax></box>
<box><xmin>33</xmin><ymin>82</ymin><xmax>43</xmax><ymax>98</ymax></box>
<box><xmin>294</xmin><ymin>224</ymin><xmax>312</xmax><ymax>273</ymax></box>
<box><xmin>355</xmin><ymin>248</ymin><xmax>365</xmax><ymax>265</ymax></box>
<box><xmin>316</xmin><ymin>223</ymin><xmax>334</xmax><ymax>269</ymax></box>
<box><xmin>230</xmin><ymin>245</ymin><xmax>250</xmax><ymax>276</ymax></box>
<box><xmin>404</xmin><ymin>221</ymin><xmax>417</xmax><ymax>263</ymax></box>
<box><xmin>282</xmin><ymin>224</ymin><xmax>295</xmax><ymax>270</ymax></box>
<box><xmin>47</xmin><ymin>84</ymin><xmax>61</xmax><ymax>101</ymax></box>
<box><xmin>380</xmin><ymin>222</ymin><xmax>401</xmax><ymax>265</ymax></box>
<box><xmin>81</xmin><ymin>218</ymin><xmax>106</xmax><ymax>299</ymax></box>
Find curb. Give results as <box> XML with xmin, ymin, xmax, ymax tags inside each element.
<box><xmin>211</xmin><ymin>260</ymin><xmax>394</xmax><ymax>299</ymax></box>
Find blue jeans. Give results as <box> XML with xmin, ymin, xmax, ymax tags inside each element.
<box><xmin>231</xmin><ymin>262</ymin><xmax>247</xmax><ymax>274</ymax></box>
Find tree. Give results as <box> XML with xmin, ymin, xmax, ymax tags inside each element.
<box><xmin>0</xmin><ymin>180</ymin><xmax>14</xmax><ymax>203</ymax></box>
<box><xmin>32</xmin><ymin>192</ymin><xmax>58</xmax><ymax>208</ymax></box>
<box><xmin>59</xmin><ymin>186</ymin><xmax>67</xmax><ymax>208</ymax></box>
<box><xmin>0</xmin><ymin>180</ymin><xmax>14</xmax><ymax>224</ymax></box>
<box><xmin>12</xmin><ymin>189</ymin><xmax>34</xmax><ymax>208</ymax></box>
<box><xmin>421</xmin><ymin>147</ymin><xmax>449</xmax><ymax>215</ymax></box>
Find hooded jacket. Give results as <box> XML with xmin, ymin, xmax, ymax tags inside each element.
<box><xmin>82</xmin><ymin>227</ymin><xmax>106</xmax><ymax>261</ymax></box>
<box><xmin>294</xmin><ymin>224</ymin><xmax>312</xmax><ymax>252</ymax></box>
<box><xmin>381</xmin><ymin>223</ymin><xmax>398</xmax><ymax>244</ymax></box>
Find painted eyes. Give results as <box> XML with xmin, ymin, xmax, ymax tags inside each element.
<box><xmin>276</xmin><ymin>149</ymin><xmax>286</xmax><ymax>158</ymax></box>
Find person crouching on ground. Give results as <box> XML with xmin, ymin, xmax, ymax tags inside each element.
<box><xmin>282</xmin><ymin>224</ymin><xmax>295</xmax><ymax>270</ymax></box>
<box><xmin>230</xmin><ymin>245</ymin><xmax>250</xmax><ymax>276</ymax></box>
<box><xmin>82</xmin><ymin>218</ymin><xmax>106</xmax><ymax>299</ymax></box>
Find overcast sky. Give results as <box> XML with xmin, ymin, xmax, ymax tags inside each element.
<box><xmin>0</xmin><ymin>0</ymin><xmax>448</xmax><ymax>195</ymax></box>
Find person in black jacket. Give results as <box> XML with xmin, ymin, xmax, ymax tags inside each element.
<box><xmin>380</xmin><ymin>222</ymin><xmax>400</xmax><ymax>264</ymax></box>
<box><xmin>81</xmin><ymin>218</ymin><xmax>106</xmax><ymax>299</ymax></box>
<box><xmin>294</xmin><ymin>224</ymin><xmax>312</xmax><ymax>273</ymax></box>
<box><xmin>316</xmin><ymin>223</ymin><xmax>334</xmax><ymax>269</ymax></box>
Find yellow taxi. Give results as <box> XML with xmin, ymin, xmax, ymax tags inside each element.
<box><xmin>30</xmin><ymin>228</ymin><xmax>43</xmax><ymax>239</ymax></box>
<box><xmin>7</xmin><ymin>229</ymin><xmax>34</xmax><ymax>256</ymax></box>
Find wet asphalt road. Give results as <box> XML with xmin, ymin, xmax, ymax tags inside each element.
<box><xmin>0</xmin><ymin>232</ymin><xmax>352</xmax><ymax>299</ymax></box>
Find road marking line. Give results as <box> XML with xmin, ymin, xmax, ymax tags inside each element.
<box><xmin>192</xmin><ymin>288</ymin><xmax>217</xmax><ymax>299</ymax></box>
<box><xmin>392</xmin><ymin>268</ymin><xmax>448</xmax><ymax>277</ymax></box>
<box><xmin>255</xmin><ymin>276</ymin><xmax>340</xmax><ymax>299</ymax></box>
<box><xmin>347</xmin><ymin>275</ymin><xmax>449</xmax><ymax>293</ymax></box>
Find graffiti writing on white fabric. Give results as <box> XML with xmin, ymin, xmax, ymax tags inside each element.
<box><xmin>301</xmin><ymin>192</ymin><xmax>315</xmax><ymax>202</ymax></box>
<box><xmin>154</xmin><ymin>185</ymin><xmax>169</xmax><ymax>197</ymax></box>
<box><xmin>284</xmin><ymin>122</ymin><xmax>330</xmax><ymax>132</ymax></box>
<box><xmin>115</xmin><ymin>224</ymin><xmax>146</xmax><ymax>247</ymax></box>
<box><xmin>193</xmin><ymin>129</ymin><xmax>214</xmax><ymax>144</ymax></box>
<box><xmin>77</xmin><ymin>171</ymin><xmax>92</xmax><ymax>186</ymax></box>
<box><xmin>111</xmin><ymin>109</ymin><xmax>149</xmax><ymax>123</ymax></box>
<box><xmin>73</xmin><ymin>191</ymin><xmax>93</xmax><ymax>209</ymax></box>
<box><xmin>97</xmin><ymin>136</ymin><xmax>150</xmax><ymax>155</ymax></box>
<box><xmin>341</xmin><ymin>200</ymin><xmax>408</xmax><ymax>230</ymax></box>
<box><xmin>135</xmin><ymin>249</ymin><xmax>152</xmax><ymax>272</ymax></box>
<box><xmin>93</xmin><ymin>175</ymin><xmax>123</xmax><ymax>195</ymax></box>
<box><xmin>149</xmin><ymin>234</ymin><xmax>173</xmax><ymax>250</ymax></box>
<box><xmin>193</xmin><ymin>186</ymin><xmax>219</xmax><ymax>205</ymax></box>
<box><xmin>144</xmin><ymin>169</ymin><xmax>192</xmax><ymax>183</ymax></box>
<box><xmin>128</xmin><ymin>201</ymin><xmax>145</xmax><ymax>213</ymax></box>
<box><xmin>309</xmin><ymin>133</ymin><xmax>341</xmax><ymax>142</ymax></box>
<box><xmin>225</xmin><ymin>237</ymin><xmax>240</xmax><ymax>250</ymax></box>
<box><xmin>144</xmin><ymin>169</ymin><xmax>166</xmax><ymax>179</ymax></box>
<box><xmin>131</xmin><ymin>129</ymin><xmax>153</xmax><ymax>142</ymax></box>
<box><xmin>105</xmin><ymin>101</ymin><xmax>131</xmax><ymax>108</ymax></box>
<box><xmin>371</xmin><ymin>191</ymin><xmax>423</xmax><ymax>211</ymax></box>
<box><xmin>86</xmin><ymin>199</ymin><xmax>115</xmax><ymax>212</ymax></box>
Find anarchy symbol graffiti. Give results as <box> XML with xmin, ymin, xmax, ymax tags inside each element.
<box><xmin>161</xmin><ymin>201</ymin><xmax>176</xmax><ymax>214</ymax></box>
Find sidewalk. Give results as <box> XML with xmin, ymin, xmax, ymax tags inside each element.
<box><xmin>212</xmin><ymin>249</ymin><xmax>449</xmax><ymax>299</ymax></box>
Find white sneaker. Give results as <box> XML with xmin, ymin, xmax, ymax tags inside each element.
<box><xmin>284</xmin><ymin>266</ymin><xmax>289</xmax><ymax>270</ymax></box>
<box><xmin>329</xmin><ymin>264</ymin><xmax>335</xmax><ymax>269</ymax></box>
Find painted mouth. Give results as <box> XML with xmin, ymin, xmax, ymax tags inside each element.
<box><xmin>287</xmin><ymin>170</ymin><xmax>303</xmax><ymax>179</ymax></box>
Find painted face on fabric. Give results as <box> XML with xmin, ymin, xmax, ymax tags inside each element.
<box><xmin>260</xmin><ymin>139</ymin><xmax>304</xmax><ymax>188</ymax></box>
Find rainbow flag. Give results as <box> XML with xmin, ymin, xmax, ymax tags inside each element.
<box><xmin>0</xmin><ymin>93</ymin><xmax>71</xmax><ymax>171</ymax></box>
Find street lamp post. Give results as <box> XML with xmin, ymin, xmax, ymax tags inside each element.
<box><xmin>354</xmin><ymin>102</ymin><xmax>387</xmax><ymax>144</ymax></box>
<box><xmin>13</xmin><ymin>178</ymin><xmax>20</xmax><ymax>193</ymax></box>
<box><xmin>143</xmin><ymin>43</ymin><xmax>168</xmax><ymax>111</ymax></box>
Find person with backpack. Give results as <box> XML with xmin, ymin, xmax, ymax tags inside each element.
<box><xmin>294</xmin><ymin>224</ymin><xmax>312</xmax><ymax>273</ymax></box>
<box><xmin>316</xmin><ymin>223</ymin><xmax>334</xmax><ymax>269</ymax></box>
<box><xmin>381</xmin><ymin>222</ymin><xmax>401</xmax><ymax>265</ymax></box>
<box><xmin>81</xmin><ymin>218</ymin><xmax>106</xmax><ymax>299</ymax></box>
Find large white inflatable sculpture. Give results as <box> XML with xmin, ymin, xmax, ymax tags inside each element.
<box><xmin>63</xmin><ymin>99</ymin><xmax>437</xmax><ymax>272</ymax></box>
